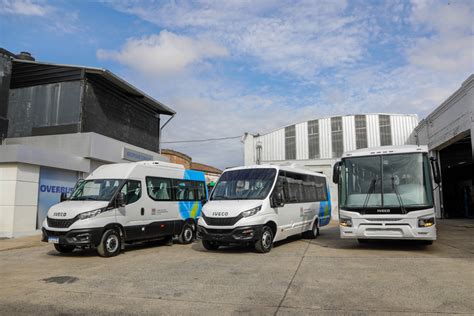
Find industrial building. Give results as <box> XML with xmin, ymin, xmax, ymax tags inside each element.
<box><xmin>415</xmin><ymin>75</ymin><xmax>473</xmax><ymax>219</ymax></box>
<box><xmin>0</xmin><ymin>48</ymin><xmax>176</xmax><ymax>238</ymax></box>
<box><xmin>244</xmin><ymin>114</ymin><xmax>419</xmax><ymax>217</ymax></box>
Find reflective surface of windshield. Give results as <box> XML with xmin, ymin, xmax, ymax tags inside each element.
<box><xmin>340</xmin><ymin>153</ymin><xmax>433</xmax><ymax>209</ymax></box>
<box><xmin>211</xmin><ymin>168</ymin><xmax>276</xmax><ymax>200</ymax></box>
<box><xmin>70</xmin><ymin>179</ymin><xmax>122</xmax><ymax>201</ymax></box>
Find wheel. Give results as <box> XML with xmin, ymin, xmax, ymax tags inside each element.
<box><xmin>255</xmin><ymin>226</ymin><xmax>274</xmax><ymax>253</ymax></box>
<box><xmin>303</xmin><ymin>220</ymin><xmax>319</xmax><ymax>239</ymax></box>
<box><xmin>202</xmin><ymin>240</ymin><xmax>219</xmax><ymax>251</ymax></box>
<box><xmin>97</xmin><ymin>229</ymin><xmax>121</xmax><ymax>257</ymax></box>
<box><xmin>358</xmin><ymin>239</ymin><xmax>369</xmax><ymax>244</ymax></box>
<box><xmin>178</xmin><ymin>223</ymin><xmax>195</xmax><ymax>244</ymax></box>
<box><xmin>54</xmin><ymin>244</ymin><xmax>75</xmax><ymax>253</ymax></box>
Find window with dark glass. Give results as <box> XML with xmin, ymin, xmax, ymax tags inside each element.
<box><xmin>308</xmin><ymin>120</ymin><xmax>320</xmax><ymax>159</ymax></box>
<box><xmin>146</xmin><ymin>177</ymin><xmax>172</xmax><ymax>201</ymax></box>
<box><xmin>285</xmin><ymin>125</ymin><xmax>296</xmax><ymax>160</ymax></box>
<box><xmin>120</xmin><ymin>180</ymin><xmax>142</xmax><ymax>204</ymax></box>
<box><xmin>196</xmin><ymin>182</ymin><xmax>207</xmax><ymax>200</ymax></box>
<box><xmin>379</xmin><ymin>115</ymin><xmax>392</xmax><ymax>146</ymax></box>
<box><xmin>355</xmin><ymin>115</ymin><xmax>367</xmax><ymax>149</ymax></box>
<box><xmin>331</xmin><ymin>117</ymin><xmax>343</xmax><ymax>157</ymax></box>
<box><xmin>278</xmin><ymin>171</ymin><xmax>327</xmax><ymax>203</ymax></box>
<box><xmin>172</xmin><ymin>179</ymin><xmax>196</xmax><ymax>201</ymax></box>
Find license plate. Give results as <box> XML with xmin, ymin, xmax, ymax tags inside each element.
<box><xmin>48</xmin><ymin>237</ymin><xmax>59</xmax><ymax>244</ymax></box>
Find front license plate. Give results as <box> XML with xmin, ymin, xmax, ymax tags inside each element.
<box><xmin>48</xmin><ymin>237</ymin><xmax>59</xmax><ymax>244</ymax></box>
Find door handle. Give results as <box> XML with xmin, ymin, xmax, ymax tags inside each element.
<box><xmin>141</xmin><ymin>208</ymin><xmax>145</xmax><ymax>216</ymax></box>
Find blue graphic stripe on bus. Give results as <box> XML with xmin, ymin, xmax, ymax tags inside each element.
<box><xmin>179</xmin><ymin>201</ymin><xmax>201</xmax><ymax>219</ymax></box>
<box><xmin>184</xmin><ymin>170</ymin><xmax>206</xmax><ymax>181</ymax></box>
<box><xmin>318</xmin><ymin>185</ymin><xmax>331</xmax><ymax>226</ymax></box>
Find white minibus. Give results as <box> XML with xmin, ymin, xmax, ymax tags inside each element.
<box><xmin>42</xmin><ymin>161</ymin><xmax>207</xmax><ymax>257</ymax></box>
<box><xmin>332</xmin><ymin>145</ymin><xmax>441</xmax><ymax>244</ymax></box>
<box><xmin>197</xmin><ymin>165</ymin><xmax>331</xmax><ymax>253</ymax></box>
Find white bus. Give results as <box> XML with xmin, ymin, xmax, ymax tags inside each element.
<box><xmin>197</xmin><ymin>165</ymin><xmax>331</xmax><ymax>253</ymax></box>
<box><xmin>332</xmin><ymin>145</ymin><xmax>441</xmax><ymax>244</ymax></box>
<box><xmin>42</xmin><ymin>161</ymin><xmax>207</xmax><ymax>257</ymax></box>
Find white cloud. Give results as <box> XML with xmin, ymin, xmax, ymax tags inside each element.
<box><xmin>0</xmin><ymin>0</ymin><xmax>51</xmax><ymax>16</ymax></box>
<box><xmin>106</xmin><ymin>0</ymin><xmax>370</xmax><ymax>78</ymax></box>
<box><xmin>97</xmin><ymin>31</ymin><xmax>228</xmax><ymax>76</ymax></box>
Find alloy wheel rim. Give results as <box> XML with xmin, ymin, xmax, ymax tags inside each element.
<box><xmin>184</xmin><ymin>227</ymin><xmax>193</xmax><ymax>241</ymax></box>
<box><xmin>106</xmin><ymin>234</ymin><xmax>119</xmax><ymax>253</ymax></box>
<box><xmin>262</xmin><ymin>231</ymin><xmax>272</xmax><ymax>249</ymax></box>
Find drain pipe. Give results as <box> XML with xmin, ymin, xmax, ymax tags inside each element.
<box><xmin>158</xmin><ymin>114</ymin><xmax>175</xmax><ymax>154</ymax></box>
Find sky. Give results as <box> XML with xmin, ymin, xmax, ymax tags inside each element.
<box><xmin>1</xmin><ymin>0</ymin><xmax>473</xmax><ymax>169</ymax></box>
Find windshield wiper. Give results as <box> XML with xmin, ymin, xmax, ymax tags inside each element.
<box><xmin>391</xmin><ymin>176</ymin><xmax>407</xmax><ymax>214</ymax></box>
<box><xmin>362</xmin><ymin>179</ymin><xmax>377</xmax><ymax>210</ymax></box>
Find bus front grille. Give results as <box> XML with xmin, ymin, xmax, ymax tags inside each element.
<box><xmin>202</xmin><ymin>213</ymin><xmax>243</xmax><ymax>226</ymax></box>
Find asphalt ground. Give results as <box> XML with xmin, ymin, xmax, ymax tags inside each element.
<box><xmin>0</xmin><ymin>220</ymin><xmax>473</xmax><ymax>315</ymax></box>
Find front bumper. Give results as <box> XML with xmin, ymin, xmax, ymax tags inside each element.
<box><xmin>42</xmin><ymin>228</ymin><xmax>103</xmax><ymax>247</ymax></box>
<box><xmin>197</xmin><ymin>225</ymin><xmax>264</xmax><ymax>244</ymax></box>
<box><xmin>340</xmin><ymin>222</ymin><xmax>436</xmax><ymax>240</ymax></box>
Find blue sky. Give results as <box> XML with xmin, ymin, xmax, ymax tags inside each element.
<box><xmin>1</xmin><ymin>0</ymin><xmax>473</xmax><ymax>168</ymax></box>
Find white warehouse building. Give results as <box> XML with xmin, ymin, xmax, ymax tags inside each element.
<box><xmin>243</xmin><ymin>113</ymin><xmax>419</xmax><ymax>218</ymax></box>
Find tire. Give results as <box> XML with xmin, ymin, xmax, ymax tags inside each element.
<box><xmin>358</xmin><ymin>239</ymin><xmax>369</xmax><ymax>244</ymax></box>
<box><xmin>255</xmin><ymin>226</ymin><xmax>274</xmax><ymax>253</ymax></box>
<box><xmin>303</xmin><ymin>220</ymin><xmax>319</xmax><ymax>239</ymax></box>
<box><xmin>202</xmin><ymin>240</ymin><xmax>219</xmax><ymax>251</ymax></box>
<box><xmin>97</xmin><ymin>229</ymin><xmax>121</xmax><ymax>257</ymax></box>
<box><xmin>54</xmin><ymin>244</ymin><xmax>75</xmax><ymax>253</ymax></box>
<box><xmin>178</xmin><ymin>223</ymin><xmax>194</xmax><ymax>244</ymax></box>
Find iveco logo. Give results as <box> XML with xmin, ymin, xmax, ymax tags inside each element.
<box><xmin>212</xmin><ymin>211</ymin><xmax>229</xmax><ymax>217</ymax></box>
<box><xmin>377</xmin><ymin>209</ymin><xmax>390</xmax><ymax>213</ymax></box>
<box><xmin>53</xmin><ymin>212</ymin><xmax>67</xmax><ymax>217</ymax></box>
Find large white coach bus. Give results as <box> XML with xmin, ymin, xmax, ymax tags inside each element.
<box><xmin>197</xmin><ymin>165</ymin><xmax>331</xmax><ymax>253</ymax></box>
<box><xmin>332</xmin><ymin>145</ymin><xmax>441</xmax><ymax>244</ymax></box>
<box><xmin>42</xmin><ymin>161</ymin><xmax>207</xmax><ymax>257</ymax></box>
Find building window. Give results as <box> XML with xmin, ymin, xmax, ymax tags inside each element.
<box><xmin>379</xmin><ymin>115</ymin><xmax>392</xmax><ymax>146</ymax></box>
<box><xmin>331</xmin><ymin>117</ymin><xmax>343</xmax><ymax>157</ymax></box>
<box><xmin>308</xmin><ymin>120</ymin><xmax>320</xmax><ymax>159</ymax></box>
<box><xmin>285</xmin><ymin>125</ymin><xmax>296</xmax><ymax>160</ymax></box>
<box><xmin>355</xmin><ymin>115</ymin><xmax>367</xmax><ymax>149</ymax></box>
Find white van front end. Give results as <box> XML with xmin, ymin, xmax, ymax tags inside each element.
<box><xmin>197</xmin><ymin>199</ymin><xmax>276</xmax><ymax>244</ymax></box>
<box><xmin>41</xmin><ymin>200</ymin><xmax>115</xmax><ymax>248</ymax></box>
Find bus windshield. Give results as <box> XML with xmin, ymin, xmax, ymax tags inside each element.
<box><xmin>340</xmin><ymin>153</ymin><xmax>434</xmax><ymax>210</ymax></box>
<box><xmin>70</xmin><ymin>179</ymin><xmax>123</xmax><ymax>201</ymax></box>
<box><xmin>211</xmin><ymin>168</ymin><xmax>277</xmax><ymax>200</ymax></box>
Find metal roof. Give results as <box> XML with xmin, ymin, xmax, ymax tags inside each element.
<box><xmin>10</xmin><ymin>58</ymin><xmax>176</xmax><ymax>116</ymax></box>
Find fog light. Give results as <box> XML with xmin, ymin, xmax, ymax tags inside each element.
<box><xmin>340</xmin><ymin>217</ymin><xmax>352</xmax><ymax>227</ymax></box>
<box><xmin>73</xmin><ymin>233</ymin><xmax>90</xmax><ymax>242</ymax></box>
<box><xmin>418</xmin><ymin>217</ymin><xmax>435</xmax><ymax>227</ymax></box>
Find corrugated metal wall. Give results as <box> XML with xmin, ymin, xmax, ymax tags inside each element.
<box><xmin>249</xmin><ymin>114</ymin><xmax>419</xmax><ymax>162</ymax></box>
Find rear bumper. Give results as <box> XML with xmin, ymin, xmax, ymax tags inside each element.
<box><xmin>197</xmin><ymin>225</ymin><xmax>264</xmax><ymax>244</ymax></box>
<box><xmin>42</xmin><ymin>228</ymin><xmax>103</xmax><ymax>247</ymax></box>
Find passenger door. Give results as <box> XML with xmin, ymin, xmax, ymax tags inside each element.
<box><xmin>118</xmin><ymin>180</ymin><xmax>145</xmax><ymax>241</ymax></box>
<box><xmin>145</xmin><ymin>177</ymin><xmax>176</xmax><ymax>238</ymax></box>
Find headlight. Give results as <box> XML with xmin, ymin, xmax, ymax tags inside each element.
<box><xmin>418</xmin><ymin>217</ymin><xmax>435</xmax><ymax>227</ymax></box>
<box><xmin>78</xmin><ymin>208</ymin><xmax>105</xmax><ymax>220</ymax></box>
<box><xmin>340</xmin><ymin>217</ymin><xmax>352</xmax><ymax>227</ymax></box>
<box><xmin>241</xmin><ymin>205</ymin><xmax>262</xmax><ymax>217</ymax></box>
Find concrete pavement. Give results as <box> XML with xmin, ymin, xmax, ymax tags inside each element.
<box><xmin>0</xmin><ymin>220</ymin><xmax>473</xmax><ymax>315</ymax></box>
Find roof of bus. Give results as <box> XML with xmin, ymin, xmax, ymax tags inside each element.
<box><xmin>87</xmin><ymin>161</ymin><xmax>185</xmax><ymax>180</ymax></box>
<box><xmin>224</xmin><ymin>164</ymin><xmax>327</xmax><ymax>177</ymax></box>
<box><xmin>341</xmin><ymin>145</ymin><xmax>428</xmax><ymax>159</ymax></box>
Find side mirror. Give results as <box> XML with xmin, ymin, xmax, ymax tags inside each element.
<box><xmin>332</xmin><ymin>161</ymin><xmax>341</xmax><ymax>184</ymax></box>
<box><xmin>430</xmin><ymin>157</ymin><xmax>441</xmax><ymax>184</ymax></box>
<box><xmin>60</xmin><ymin>192</ymin><xmax>68</xmax><ymax>202</ymax></box>
<box><xmin>116</xmin><ymin>192</ymin><xmax>126</xmax><ymax>207</ymax></box>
